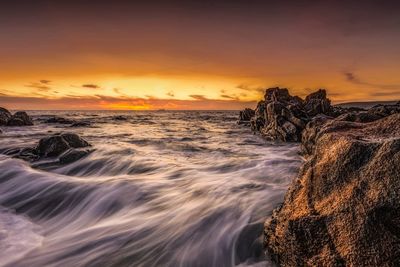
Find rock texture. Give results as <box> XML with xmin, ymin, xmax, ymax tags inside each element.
<box><xmin>12</xmin><ymin>133</ymin><xmax>91</xmax><ymax>164</ymax></box>
<box><xmin>0</xmin><ymin>107</ymin><xmax>33</xmax><ymax>126</ymax></box>
<box><xmin>264</xmin><ymin>111</ymin><xmax>400</xmax><ymax>266</ymax></box>
<box><xmin>239</xmin><ymin>88</ymin><xmax>342</xmax><ymax>142</ymax></box>
<box><xmin>238</xmin><ymin>108</ymin><xmax>255</xmax><ymax>124</ymax></box>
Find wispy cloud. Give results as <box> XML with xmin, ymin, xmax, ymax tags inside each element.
<box><xmin>344</xmin><ymin>72</ymin><xmax>400</xmax><ymax>91</ymax></box>
<box><xmin>25</xmin><ymin>80</ymin><xmax>52</xmax><ymax>91</ymax></box>
<box><xmin>82</xmin><ymin>84</ymin><xmax>101</xmax><ymax>89</ymax></box>
<box><xmin>0</xmin><ymin>93</ymin><xmax>257</xmax><ymax>110</ymax></box>
<box><xmin>189</xmin><ymin>95</ymin><xmax>208</xmax><ymax>101</ymax></box>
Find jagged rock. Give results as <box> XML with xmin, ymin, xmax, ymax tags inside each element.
<box><xmin>37</xmin><ymin>133</ymin><xmax>90</xmax><ymax>157</ymax></box>
<box><xmin>238</xmin><ymin>108</ymin><xmax>255</xmax><ymax>123</ymax></box>
<box><xmin>303</xmin><ymin>89</ymin><xmax>332</xmax><ymax>116</ymax></box>
<box><xmin>7</xmin><ymin>111</ymin><xmax>33</xmax><ymax>126</ymax></box>
<box><xmin>264</xmin><ymin>113</ymin><xmax>400</xmax><ymax>266</ymax></box>
<box><xmin>0</xmin><ymin>107</ymin><xmax>12</xmax><ymax>126</ymax></box>
<box><xmin>335</xmin><ymin>111</ymin><xmax>383</xmax><ymax>123</ymax></box>
<box><xmin>44</xmin><ymin>116</ymin><xmax>75</xmax><ymax>124</ymax></box>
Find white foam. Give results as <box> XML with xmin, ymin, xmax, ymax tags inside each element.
<box><xmin>0</xmin><ymin>209</ymin><xmax>43</xmax><ymax>267</ymax></box>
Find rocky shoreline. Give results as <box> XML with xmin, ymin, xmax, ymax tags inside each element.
<box><xmin>239</xmin><ymin>88</ymin><xmax>400</xmax><ymax>266</ymax></box>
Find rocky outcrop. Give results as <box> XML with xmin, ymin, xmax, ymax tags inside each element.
<box><xmin>11</xmin><ymin>133</ymin><xmax>91</xmax><ymax>164</ymax></box>
<box><xmin>238</xmin><ymin>108</ymin><xmax>255</xmax><ymax>124</ymax></box>
<box><xmin>239</xmin><ymin>87</ymin><xmax>341</xmax><ymax>142</ymax></box>
<box><xmin>264</xmin><ymin>112</ymin><xmax>400</xmax><ymax>266</ymax></box>
<box><xmin>0</xmin><ymin>107</ymin><xmax>33</xmax><ymax>126</ymax></box>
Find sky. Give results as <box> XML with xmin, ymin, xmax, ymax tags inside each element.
<box><xmin>1</xmin><ymin>0</ymin><xmax>400</xmax><ymax>110</ymax></box>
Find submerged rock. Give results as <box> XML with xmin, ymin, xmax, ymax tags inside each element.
<box><xmin>44</xmin><ymin>116</ymin><xmax>75</xmax><ymax>124</ymax></box>
<box><xmin>264</xmin><ymin>113</ymin><xmax>400</xmax><ymax>266</ymax></box>
<box><xmin>70</xmin><ymin>121</ymin><xmax>91</xmax><ymax>127</ymax></box>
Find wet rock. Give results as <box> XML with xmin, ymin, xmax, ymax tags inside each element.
<box><xmin>7</xmin><ymin>111</ymin><xmax>33</xmax><ymax>126</ymax></box>
<box><xmin>12</xmin><ymin>147</ymin><xmax>40</xmax><ymax>162</ymax></box>
<box><xmin>0</xmin><ymin>107</ymin><xmax>12</xmax><ymax>126</ymax></box>
<box><xmin>264</xmin><ymin>113</ymin><xmax>400</xmax><ymax>266</ymax></box>
<box><xmin>37</xmin><ymin>133</ymin><xmax>90</xmax><ymax>157</ymax></box>
<box><xmin>70</xmin><ymin>121</ymin><xmax>91</xmax><ymax>127</ymax></box>
<box><xmin>238</xmin><ymin>108</ymin><xmax>255</xmax><ymax>124</ymax></box>
<box><xmin>44</xmin><ymin>116</ymin><xmax>75</xmax><ymax>124</ymax></box>
<box><xmin>59</xmin><ymin>148</ymin><xmax>91</xmax><ymax>164</ymax></box>
<box><xmin>113</xmin><ymin>115</ymin><xmax>128</xmax><ymax>121</ymax></box>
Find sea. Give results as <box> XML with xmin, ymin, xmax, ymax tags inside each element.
<box><xmin>0</xmin><ymin>110</ymin><xmax>301</xmax><ymax>267</ymax></box>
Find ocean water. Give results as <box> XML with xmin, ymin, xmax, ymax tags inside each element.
<box><xmin>0</xmin><ymin>111</ymin><xmax>301</xmax><ymax>267</ymax></box>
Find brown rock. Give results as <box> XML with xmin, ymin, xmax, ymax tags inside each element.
<box><xmin>264</xmin><ymin>114</ymin><xmax>400</xmax><ymax>266</ymax></box>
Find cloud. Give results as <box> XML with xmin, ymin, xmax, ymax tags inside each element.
<box><xmin>220</xmin><ymin>94</ymin><xmax>239</xmax><ymax>100</ymax></box>
<box><xmin>25</xmin><ymin>81</ymin><xmax>52</xmax><ymax>91</ymax></box>
<box><xmin>82</xmin><ymin>84</ymin><xmax>101</xmax><ymax>89</ymax></box>
<box><xmin>0</xmin><ymin>93</ymin><xmax>257</xmax><ymax>110</ymax></box>
<box><xmin>344</xmin><ymin>72</ymin><xmax>400</xmax><ymax>91</ymax></box>
<box><xmin>189</xmin><ymin>94</ymin><xmax>208</xmax><ymax>100</ymax></box>
<box><xmin>236</xmin><ymin>84</ymin><xmax>265</xmax><ymax>94</ymax></box>
<box><xmin>167</xmin><ymin>90</ymin><xmax>175</xmax><ymax>97</ymax></box>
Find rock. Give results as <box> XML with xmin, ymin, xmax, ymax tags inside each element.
<box><xmin>59</xmin><ymin>149</ymin><xmax>91</xmax><ymax>164</ymax></box>
<box><xmin>37</xmin><ymin>133</ymin><xmax>90</xmax><ymax>157</ymax></box>
<box><xmin>7</xmin><ymin>111</ymin><xmax>33</xmax><ymax>126</ymax></box>
<box><xmin>44</xmin><ymin>116</ymin><xmax>74</xmax><ymax>124</ymax></box>
<box><xmin>12</xmin><ymin>147</ymin><xmax>40</xmax><ymax>162</ymax></box>
<box><xmin>70</xmin><ymin>121</ymin><xmax>91</xmax><ymax>127</ymax></box>
<box><xmin>335</xmin><ymin>111</ymin><xmax>383</xmax><ymax>123</ymax></box>
<box><xmin>264</xmin><ymin>113</ymin><xmax>400</xmax><ymax>266</ymax></box>
<box><xmin>238</xmin><ymin>108</ymin><xmax>255</xmax><ymax>123</ymax></box>
<box><xmin>0</xmin><ymin>107</ymin><xmax>12</xmax><ymax>126</ymax></box>
<box><xmin>303</xmin><ymin>89</ymin><xmax>332</xmax><ymax>116</ymax></box>
<box><xmin>113</xmin><ymin>115</ymin><xmax>128</xmax><ymax>121</ymax></box>
<box><xmin>250</xmin><ymin>101</ymin><xmax>266</xmax><ymax>131</ymax></box>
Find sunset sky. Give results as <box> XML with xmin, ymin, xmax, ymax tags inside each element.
<box><xmin>1</xmin><ymin>0</ymin><xmax>400</xmax><ymax>110</ymax></box>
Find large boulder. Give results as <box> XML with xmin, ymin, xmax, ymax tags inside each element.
<box><xmin>0</xmin><ymin>107</ymin><xmax>12</xmax><ymax>125</ymax></box>
<box><xmin>37</xmin><ymin>133</ymin><xmax>90</xmax><ymax>157</ymax></box>
<box><xmin>7</xmin><ymin>111</ymin><xmax>34</xmax><ymax>126</ymax></box>
<box><xmin>264</xmin><ymin>113</ymin><xmax>400</xmax><ymax>266</ymax></box>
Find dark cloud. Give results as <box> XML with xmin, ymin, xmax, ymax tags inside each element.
<box><xmin>82</xmin><ymin>84</ymin><xmax>101</xmax><ymax>89</ymax></box>
<box><xmin>344</xmin><ymin>72</ymin><xmax>400</xmax><ymax>91</ymax></box>
<box><xmin>40</xmin><ymin>79</ymin><xmax>51</xmax><ymax>84</ymax></box>
<box><xmin>167</xmin><ymin>91</ymin><xmax>175</xmax><ymax>97</ymax></box>
<box><xmin>220</xmin><ymin>94</ymin><xmax>239</xmax><ymax>100</ymax></box>
<box><xmin>189</xmin><ymin>95</ymin><xmax>208</xmax><ymax>100</ymax></box>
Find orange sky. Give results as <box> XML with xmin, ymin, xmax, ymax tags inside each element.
<box><xmin>1</xmin><ymin>1</ymin><xmax>400</xmax><ymax>110</ymax></box>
